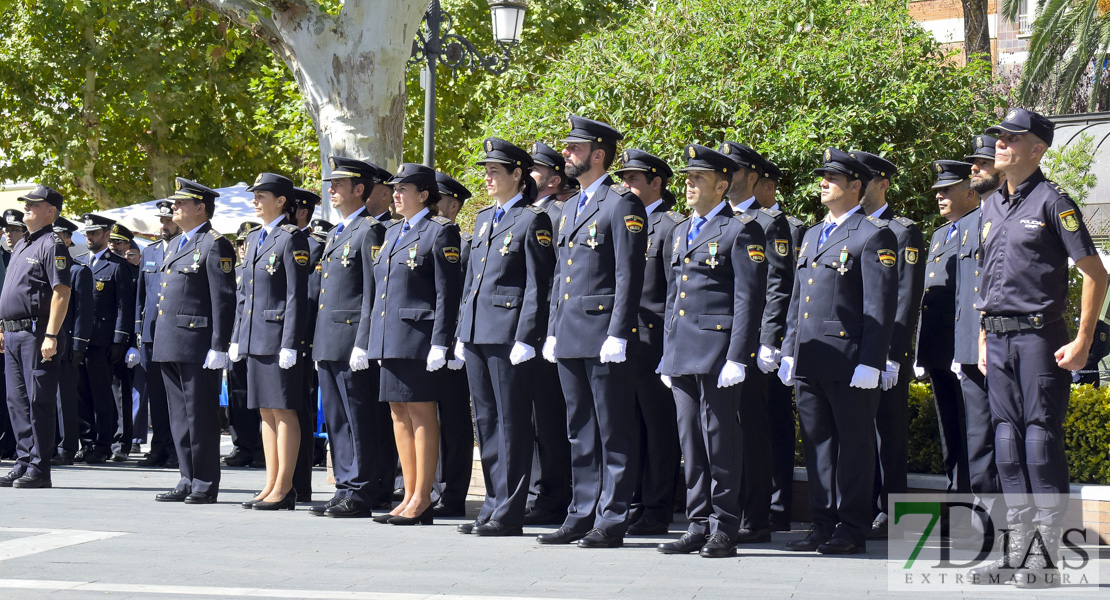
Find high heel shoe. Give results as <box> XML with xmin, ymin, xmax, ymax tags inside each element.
<box><xmin>242</xmin><ymin>492</ymin><xmax>267</xmax><ymax>509</ymax></box>
<box><xmin>372</xmin><ymin>513</ymin><xmax>395</xmax><ymax>523</ymax></box>
<box><xmin>252</xmin><ymin>489</ymin><xmax>297</xmax><ymax>511</ymax></box>
<box><xmin>388</xmin><ymin>507</ymin><xmax>433</xmax><ymax>526</ymax></box>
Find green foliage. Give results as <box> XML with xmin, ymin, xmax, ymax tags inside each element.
<box><xmin>1043</xmin><ymin>133</ymin><xmax>1098</xmax><ymax>206</ymax></box>
<box><xmin>1065</xmin><ymin>384</ymin><xmax>1110</xmax><ymax>484</ymax></box>
<box><xmin>450</xmin><ymin>0</ymin><xmax>1002</xmax><ymax>230</ymax></box>
<box><xmin>907</xmin><ymin>382</ymin><xmax>946</xmax><ymax>475</ymax></box>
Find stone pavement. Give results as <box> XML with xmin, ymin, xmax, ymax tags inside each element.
<box><xmin>0</xmin><ymin>439</ymin><xmax>1105</xmax><ymax>600</ymax></box>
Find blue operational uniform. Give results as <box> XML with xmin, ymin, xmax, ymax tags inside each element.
<box><xmin>0</xmin><ymin>187</ymin><xmax>71</xmax><ymax>486</ymax></box>
<box><xmin>53</xmin><ymin>217</ymin><xmax>93</xmax><ymax>464</ymax></box>
<box><xmin>153</xmin><ymin>180</ymin><xmax>237</xmax><ymax>501</ymax></box>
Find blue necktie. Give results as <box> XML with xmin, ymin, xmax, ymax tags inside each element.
<box><xmin>257</xmin><ymin>228</ymin><xmax>267</xmax><ymax>248</ymax></box>
<box><xmin>575</xmin><ymin>192</ymin><xmax>588</xmax><ymax>219</ymax></box>
<box><xmin>945</xmin><ymin>223</ymin><xmax>958</xmax><ymax>242</ymax></box>
<box><xmin>178</xmin><ymin>235</ymin><xmax>187</xmax><ymax>251</ymax></box>
<box><xmin>493</xmin><ymin>206</ymin><xmax>505</xmax><ymax>228</ymax></box>
<box><xmin>335</xmin><ymin>222</ymin><xmax>345</xmax><ymax>236</ymax></box>
<box><xmin>687</xmin><ymin>217</ymin><xmax>707</xmax><ymax>246</ymax></box>
<box><xmin>394</xmin><ymin>221</ymin><xmax>411</xmax><ymax>249</ymax></box>
<box><xmin>818</xmin><ymin>221</ymin><xmax>835</xmax><ymax>247</ymax></box>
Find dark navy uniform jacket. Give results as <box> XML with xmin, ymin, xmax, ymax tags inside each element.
<box><xmin>312</xmin><ymin>211</ymin><xmax>387</xmax><ymax>362</ymax></box>
<box><xmin>548</xmin><ymin>177</ymin><xmax>648</xmax><ymax>358</ymax></box>
<box><xmin>0</xmin><ymin>227</ymin><xmax>71</xmax><ymax>321</ymax></box>
<box><xmin>136</xmin><ymin>238</ymin><xmax>175</xmax><ymax>345</ymax></box>
<box><xmin>953</xmin><ymin>206</ymin><xmax>983</xmax><ymax>364</ymax></box>
<box><xmin>365</xmin><ymin>212</ymin><xmax>462</xmax><ymax>359</ymax></box>
<box><xmin>782</xmin><ymin>210</ymin><xmax>899</xmax><ymax>380</ymax></box>
<box><xmin>976</xmin><ymin>169</ymin><xmax>1098</xmax><ymax>318</ymax></box>
<box><xmin>536</xmin><ymin>195</ymin><xmax>565</xmax><ymax>232</ymax></box>
<box><xmin>76</xmin><ymin>249</ymin><xmax>134</xmax><ymax>348</ymax></box>
<box><xmin>915</xmin><ymin>223</ymin><xmax>960</xmax><ymax>370</ymax></box>
<box><xmin>878</xmin><ymin>207</ymin><xmax>926</xmax><ymax>366</ymax></box>
<box><xmin>660</xmin><ymin>205</ymin><xmax>767</xmax><ymax>375</ymax></box>
<box><xmin>637</xmin><ymin>202</ymin><xmax>686</xmax><ymax>357</ymax></box>
<box><xmin>304</xmin><ymin>230</ymin><xmax>324</xmax><ymax>354</ymax></box>
<box><xmin>787</xmin><ymin>215</ymin><xmax>808</xmax><ymax>256</ymax></box>
<box><xmin>62</xmin><ymin>261</ymin><xmax>93</xmax><ymax>361</ymax></box>
<box><xmin>151</xmin><ymin>223</ymin><xmax>236</xmax><ymax>363</ymax></box>
<box><xmin>232</xmin><ymin>217</ymin><xmax>310</xmax><ymax>355</ymax></box>
<box><xmin>457</xmin><ymin>200</ymin><xmax>555</xmax><ymax>347</ymax></box>
<box><xmin>737</xmin><ymin>201</ymin><xmax>794</xmax><ymax>349</ymax></box>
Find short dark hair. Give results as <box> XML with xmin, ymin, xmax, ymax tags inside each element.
<box><xmin>590</xmin><ymin>141</ymin><xmax>617</xmax><ymax>170</ymax></box>
<box><xmin>350</xmin><ymin>176</ymin><xmax>373</xmax><ymax>202</ymax></box>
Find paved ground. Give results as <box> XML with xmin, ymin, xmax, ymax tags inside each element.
<box><xmin>0</xmin><ymin>438</ymin><xmax>1106</xmax><ymax>599</ymax></box>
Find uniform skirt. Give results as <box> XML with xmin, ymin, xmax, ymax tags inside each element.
<box><xmin>379</xmin><ymin>358</ymin><xmax>441</xmax><ymax>403</ymax></box>
<box><xmin>246</xmin><ymin>354</ymin><xmax>305</xmax><ymax>411</ymax></box>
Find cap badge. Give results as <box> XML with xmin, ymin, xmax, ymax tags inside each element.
<box><xmin>824</xmin><ymin>149</ymin><xmax>831</xmax><ymax>162</ymax></box>
<box><xmin>935</xmin><ymin>163</ymin><xmax>944</xmax><ymax>173</ymax></box>
<box><xmin>175</xmin><ymin>179</ymin><xmax>182</xmax><ymax>190</ymax></box>
<box><xmin>688</xmin><ymin>146</ymin><xmax>696</xmax><ymax>159</ymax></box>
<box><xmin>976</xmin><ymin>136</ymin><xmax>984</xmax><ymax>148</ymax></box>
<box><xmin>328</xmin><ymin>157</ymin><xmax>336</xmax><ymax>170</ymax></box>
<box><xmin>485</xmin><ymin>140</ymin><xmax>493</xmax><ymax>152</ymax></box>
<box><xmin>254</xmin><ymin>174</ymin><xmax>264</xmax><ymax>185</ymax></box>
<box><xmin>530</xmin><ymin>143</ymin><xmax>538</xmax><ymax>154</ymax></box>
<box><xmin>1006</xmin><ymin>109</ymin><xmax>1018</xmax><ymax>120</ymax></box>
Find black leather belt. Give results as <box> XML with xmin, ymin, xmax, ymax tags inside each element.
<box><xmin>1</xmin><ymin>318</ymin><xmax>35</xmax><ymax>333</ymax></box>
<box><xmin>980</xmin><ymin>312</ymin><xmax>1053</xmax><ymax>333</ymax></box>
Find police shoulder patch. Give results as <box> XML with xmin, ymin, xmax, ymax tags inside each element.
<box><xmin>292</xmin><ymin>250</ymin><xmax>310</xmax><ymax>266</ymax></box>
<box><xmin>536</xmin><ymin>229</ymin><xmax>552</xmax><ymax>247</ymax></box>
<box><xmin>1059</xmin><ymin>209</ymin><xmax>1080</xmax><ymax>232</ymax></box>
<box><xmin>877</xmin><ymin>249</ymin><xmax>897</xmax><ymax>267</ymax></box>
<box><xmin>905</xmin><ymin>247</ymin><xmax>919</xmax><ymax>264</ymax></box>
<box><xmin>431</xmin><ymin>215</ymin><xmax>452</xmax><ymax>226</ymax></box>
<box><xmin>735</xmin><ymin>213</ymin><xmax>754</xmax><ymax>224</ymax></box>
<box><xmin>55</xmin><ymin>255</ymin><xmax>67</xmax><ymax>271</ymax></box>
<box><xmin>748</xmin><ymin>245</ymin><xmax>766</xmax><ymax>263</ymax></box>
<box><xmin>774</xmin><ymin>239</ymin><xmax>790</xmax><ymax>257</ymax></box>
<box><xmin>624</xmin><ymin>215</ymin><xmax>645</xmax><ymax>233</ymax></box>
<box><xmin>443</xmin><ymin>246</ymin><xmax>461</xmax><ymax>263</ymax></box>
<box><xmin>219</xmin><ymin>257</ymin><xmax>233</xmax><ymax>273</ymax></box>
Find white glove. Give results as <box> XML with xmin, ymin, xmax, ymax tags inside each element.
<box><xmin>124</xmin><ymin>347</ymin><xmax>141</xmax><ymax>368</ymax></box>
<box><xmin>599</xmin><ymin>336</ymin><xmax>627</xmax><ymax>363</ymax></box>
<box><xmin>717</xmin><ymin>360</ymin><xmax>746</xmax><ymax>388</ymax></box>
<box><xmin>509</xmin><ymin>341</ymin><xmax>535</xmax><ymax>365</ymax></box>
<box><xmin>951</xmin><ymin>359</ymin><xmax>965</xmax><ymax>381</ymax></box>
<box><xmin>278</xmin><ymin>348</ymin><xmax>297</xmax><ymax>369</ymax></box>
<box><xmin>660</xmin><ymin>374</ymin><xmax>672</xmax><ymax>388</ymax></box>
<box><xmin>542</xmin><ymin>336</ymin><xmax>557</xmax><ymax>363</ymax></box>
<box><xmin>880</xmin><ymin>360</ymin><xmax>899</xmax><ymax>391</ymax></box>
<box><xmin>426</xmin><ymin>345</ymin><xmax>447</xmax><ymax>371</ymax></box>
<box><xmin>228</xmin><ymin>342</ymin><xmax>243</xmax><ymax>363</ymax></box>
<box><xmin>454</xmin><ymin>339</ymin><xmax>466</xmax><ymax>364</ymax></box>
<box><xmin>777</xmin><ymin>356</ymin><xmax>796</xmax><ymax>386</ymax></box>
<box><xmin>203</xmin><ymin>350</ymin><xmax>228</xmax><ymax>370</ymax></box>
<box><xmin>757</xmin><ymin>344</ymin><xmax>779</xmax><ymax>374</ymax></box>
<box><xmin>913</xmin><ymin>362</ymin><xmax>926</xmax><ymax>380</ymax></box>
<box><xmin>349</xmin><ymin>347</ymin><xmax>369</xmax><ymax>372</ymax></box>
<box><xmin>849</xmin><ymin>364</ymin><xmax>881</xmax><ymax>389</ymax></box>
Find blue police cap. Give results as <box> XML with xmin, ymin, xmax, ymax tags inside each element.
<box><xmin>758</xmin><ymin>156</ymin><xmax>782</xmax><ymax>182</ymax></box>
<box><xmin>235</xmin><ymin>220</ymin><xmax>262</xmax><ymax>241</ymax></box>
<box><xmin>530</xmin><ymin>142</ymin><xmax>565</xmax><ymax>172</ymax></box>
<box><xmin>930</xmin><ymin>160</ymin><xmax>974</xmax><ymax>189</ymax></box>
<box><xmin>246</xmin><ymin>173</ymin><xmax>296</xmax><ymax>201</ymax></box>
<box><xmin>4</xmin><ymin>209</ymin><xmax>25</xmax><ymax>229</ymax></box>
<box><xmin>53</xmin><ymin>216</ymin><xmax>78</xmax><ymax>235</ymax></box>
<box><xmin>964</xmin><ymin>134</ymin><xmax>998</xmax><ymax>162</ymax></box>
<box><xmin>170</xmin><ymin>178</ymin><xmax>220</xmax><ymax>204</ymax></box>
<box><xmin>476</xmin><ymin>138</ymin><xmax>534</xmax><ymax>170</ymax></box>
<box><xmin>109</xmin><ymin>223</ymin><xmax>134</xmax><ymax>242</ymax></box>
<box><xmin>18</xmin><ymin>184</ymin><xmax>64</xmax><ymax>211</ymax></box>
<box><xmin>559</xmin><ymin>115</ymin><xmax>624</xmax><ymax>146</ymax></box>
<box><xmin>986</xmin><ymin>108</ymin><xmax>1055</xmax><ymax>146</ymax></box>
<box><xmin>386</xmin><ymin>163</ymin><xmax>437</xmax><ymax>187</ymax></box>
<box><xmin>153</xmin><ymin>200</ymin><xmax>174</xmax><ymax>219</ymax></box>
<box><xmin>615</xmin><ymin>149</ymin><xmax>673</xmax><ymax>179</ymax></box>
<box><xmin>80</xmin><ymin>213</ymin><xmax>115</xmax><ymax>232</ymax></box>
<box><xmin>309</xmin><ymin>219</ymin><xmax>333</xmax><ymax>240</ymax></box>
<box><xmin>323</xmin><ymin>156</ymin><xmax>379</xmax><ymax>182</ymax></box>
<box><xmin>436</xmin><ymin>172</ymin><xmax>472</xmax><ymax>203</ymax></box>
<box><xmin>813</xmin><ymin>148</ymin><xmax>872</xmax><ymax>181</ymax></box>
<box><xmin>677</xmin><ymin>144</ymin><xmax>740</xmax><ymax>175</ymax></box>
<box><xmin>293</xmin><ymin>187</ymin><xmax>321</xmax><ymax>209</ymax></box>
<box><xmin>849</xmin><ymin>150</ymin><xmax>898</xmax><ymax>180</ymax></box>
<box><xmin>717</xmin><ymin>142</ymin><xmax>765</xmax><ymax>176</ymax></box>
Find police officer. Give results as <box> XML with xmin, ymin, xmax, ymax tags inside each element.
<box><xmin>613</xmin><ymin>148</ymin><xmax>683</xmax><ymax>536</ymax></box>
<box><xmin>656</xmin><ymin>145</ymin><xmax>766</xmax><ymax>558</ymax></box>
<box><xmin>778</xmin><ymin>149</ymin><xmax>898</xmax><ymax>554</ymax></box>
<box><xmin>109</xmin><ymin>221</ymin><xmax>139</xmax><ymax>461</ymax></box>
<box><xmin>134</xmin><ymin>201</ymin><xmax>181</xmax><ymax>468</ymax></box>
<box><xmin>968</xmin><ymin>109</ymin><xmax>1107</xmax><ymax>587</ymax></box>
<box><xmin>851</xmin><ymin>150</ymin><xmax>926</xmax><ymax>540</ymax></box>
<box><xmin>225</xmin><ymin>221</ymin><xmax>263</xmax><ymax>469</ymax></box>
<box><xmin>0</xmin><ymin>185</ymin><xmax>71</xmax><ymax>489</ymax></box>
<box><xmin>363</xmin><ymin>162</ymin><xmax>397</xmax><ymax>223</ymax></box>
<box><xmin>152</xmin><ymin>178</ymin><xmax>237</xmax><ymax>504</ymax></box>
<box><xmin>916</xmin><ymin>161</ymin><xmax>977</xmax><ymax>496</ymax></box>
<box><xmin>538</xmin><ymin>116</ymin><xmax>647</xmax><ymax>548</ymax></box>
<box><xmin>309</xmin><ymin>156</ymin><xmax>392</xmax><ymax>518</ymax></box>
<box><xmin>51</xmin><ymin>217</ymin><xmax>93</xmax><ymax>466</ymax></box>
<box><xmin>75</xmin><ymin>213</ymin><xmax>135</xmax><ymax>465</ymax></box>
<box><xmin>292</xmin><ymin>186</ymin><xmax>323</xmax><ymax>502</ymax></box>
<box><xmin>3</xmin><ymin>209</ymin><xmax>26</xmax><ymax>253</ymax></box>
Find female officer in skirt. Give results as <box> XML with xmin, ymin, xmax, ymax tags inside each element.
<box><xmin>230</xmin><ymin>173</ymin><xmax>311</xmax><ymax>510</ymax></box>
<box><xmin>366</xmin><ymin>163</ymin><xmax>462</xmax><ymax>525</ymax></box>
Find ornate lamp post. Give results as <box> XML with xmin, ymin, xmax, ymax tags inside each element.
<box><xmin>410</xmin><ymin>0</ymin><xmax>528</xmax><ymax>167</ymax></box>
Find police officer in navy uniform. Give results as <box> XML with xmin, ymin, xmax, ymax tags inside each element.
<box><xmin>453</xmin><ymin>139</ymin><xmax>554</xmax><ymax>536</ymax></box>
<box><xmin>362</xmin><ymin>162</ymin><xmax>397</xmax><ymax>223</ymax></box>
<box><xmin>538</xmin><ymin>116</ymin><xmax>648</xmax><ymax>548</ymax></box>
<box><xmin>719</xmin><ymin>141</ymin><xmax>794</xmax><ymax>542</ymax></box>
<box><xmin>292</xmin><ymin>186</ymin><xmax>323</xmax><ymax>502</ymax></box>
<box><xmin>309</xmin><ymin>156</ymin><xmax>392</xmax><ymax>518</ymax></box>
<box><xmin>613</xmin><ymin>149</ymin><xmax>683</xmax><ymax>536</ymax></box>
<box><xmin>225</xmin><ymin>221</ymin><xmax>263</xmax><ymax>469</ymax></box>
<box><xmin>778</xmin><ymin>149</ymin><xmax>898</xmax><ymax>554</ymax></box>
<box><xmin>75</xmin><ymin>213</ymin><xmax>135</xmax><ymax>465</ymax></box>
<box><xmin>915</xmin><ymin>161</ymin><xmax>977</xmax><ymax>497</ymax></box>
<box><xmin>656</xmin><ymin>145</ymin><xmax>767</xmax><ymax>558</ymax></box>
<box><xmin>110</xmin><ymin>222</ymin><xmax>139</xmax><ymax>461</ymax></box>
<box><xmin>134</xmin><ymin>201</ymin><xmax>181</xmax><ymax>468</ymax></box>
<box><xmin>968</xmin><ymin>110</ymin><xmax>1107</xmax><ymax>587</ymax></box>
<box><xmin>152</xmin><ymin>178</ymin><xmax>237</xmax><ymax>504</ymax></box>
<box><xmin>0</xmin><ymin>186</ymin><xmax>71</xmax><ymax>489</ymax></box>
<box><xmin>50</xmin><ymin>217</ymin><xmax>92</xmax><ymax>466</ymax></box>
<box><xmin>524</xmin><ymin>141</ymin><xmax>573</xmax><ymax>525</ymax></box>
<box><xmin>850</xmin><ymin>150</ymin><xmax>927</xmax><ymax>540</ymax></box>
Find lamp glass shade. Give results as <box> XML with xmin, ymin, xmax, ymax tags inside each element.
<box><xmin>489</xmin><ymin>0</ymin><xmax>526</xmax><ymax>45</ymax></box>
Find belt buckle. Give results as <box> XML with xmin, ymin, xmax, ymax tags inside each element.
<box><xmin>1031</xmin><ymin>314</ymin><xmax>1043</xmax><ymax>329</ymax></box>
<box><xmin>991</xmin><ymin>316</ymin><xmax>1004</xmax><ymax>333</ymax></box>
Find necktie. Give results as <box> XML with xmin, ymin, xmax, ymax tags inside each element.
<box><xmin>687</xmin><ymin>217</ymin><xmax>707</xmax><ymax>246</ymax></box>
<box><xmin>335</xmin><ymin>222</ymin><xmax>345</xmax><ymax>236</ymax></box>
<box><xmin>945</xmin><ymin>223</ymin><xmax>958</xmax><ymax>242</ymax></box>
<box><xmin>818</xmin><ymin>221</ymin><xmax>835</xmax><ymax>247</ymax></box>
<box><xmin>493</xmin><ymin>206</ymin><xmax>505</xmax><ymax>228</ymax></box>
<box><xmin>178</xmin><ymin>236</ymin><xmax>187</xmax><ymax>251</ymax></box>
<box><xmin>257</xmin><ymin>228</ymin><xmax>267</xmax><ymax>248</ymax></box>
<box><xmin>575</xmin><ymin>191</ymin><xmax>588</xmax><ymax>219</ymax></box>
<box><xmin>394</xmin><ymin>221</ymin><xmax>411</xmax><ymax>248</ymax></box>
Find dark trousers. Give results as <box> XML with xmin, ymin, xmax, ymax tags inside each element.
<box><xmin>929</xmin><ymin>367</ymin><xmax>970</xmax><ymax>493</ymax></box>
<box><xmin>4</xmin><ymin>330</ymin><xmax>59</xmax><ymax>479</ymax></box>
<box><xmin>131</xmin><ymin>360</ymin><xmax>147</xmax><ymax>444</ymax></box>
<box><xmin>111</xmin><ymin>359</ymin><xmax>133</xmax><ymax>454</ymax></box>
<box><xmin>226</xmin><ymin>359</ymin><xmax>260</xmax><ymax>458</ymax></box>
<box><xmin>557</xmin><ymin>356</ymin><xmax>638</xmax><ymax>535</ymax></box>
<box><xmin>872</xmin><ymin>363</ymin><xmax>910</xmax><ymax>522</ymax></box>
<box><xmin>292</xmin><ymin>357</ymin><xmax>316</xmax><ymax>499</ymax></box>
<box><xmin>141</xmin><ymin>344</ymin><xmax>174</xmax><ymax>461</ymax></box>
<box><xmin>631</xmin><ymin>346</ymin><xmax>679</xmax><ymax>524</ymax></box>
<box><xmin>0</xmin><ymin>364</ymin><xmax>14</xmax><ymax>458</ymax></box>
<box><xmin>318</xmin><ymin>360</ymin><xmax>393</xmax><ymax>505</ymax></box>
<box><xmin>960</xmin><ymin>365</ymin><xmax>1001</xmax><ymax>508</ymax></box>
<box><xmin>79</xmin><ymin>346</ymin><xmax>117</xmax><ymax>454</ymax></box>
<box><xmin>796</xmin><ymin>377</ymin><xmax>880</xmax><ymax>545</ymax></box>
<box><xmin>672</xmin><ymin>374</ymin><xmax>743</xmax><ymax>538</ymax></box>
<box><xmin>766</xmin><ymin>375</ymin><xmax>796</xmax><ymax>527</ymax></box>
<box><xmin>528</xmin><ymin>360</ymin><xmax>571</xmax><ymax>515</ymax></box>
<box><xmin>56</xmin><ymin>357</ymin><xmax>80</xmax><ymax>457</ymax></box>
<box><xmin>436</xmin><ymin>366</ymin><xmax>472</xmax><ymax>509</ymax></box>
<box><xmin>738</xmin><ymin>368</ymin><xmax>772</xmax><ymax>531</ymax></box>
<box><xmin>160</xmin><ymin>361</ymin><xmax>221</xmax><ymax>496</ymax></box>
<box><xmin>985</xmin><ymin>323</ymin><xmax>1071</xmax><ymax>528</ymax></box>
<box><xmin>465</xmin><ymin>343</ymin><xmax>533</xmax><ymax>526</ymax></box>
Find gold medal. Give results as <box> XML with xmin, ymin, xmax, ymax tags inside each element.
<box><xmin>264</xmin><ymin>252</ymin><xmax>277</xmax><ymax>275</ymax></box>
<box><xmin>406</xmin><ymin>245</ymin><xmax>418</xmax><ymax>270</ymax></box>
<box><xmin>500</xmin><ymin>232</ymin><xmax>513</xmax><ymax>256</ymax></box>
<box><xmin>706</xmin><ymin>242</ymin><xmax>719</xmax><ymax>269</ymax></box>
<box><xmin>341</xmin><ymin>242</ymin><xmax>351</xmax><ymax>267</ymax></box>
<box><xmin>586</xmin><ymin>222</ymin><xmax>599</xmax><ymax>249</ymax></box>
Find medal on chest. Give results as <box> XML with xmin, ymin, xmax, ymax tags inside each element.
<box><xmin>645</xmin><ymin>237</ymin><xmax>652</xmax><ymax>259</ymax></box>
<box><xmin>341</xmin><ymin>242</ymin><xmax>351</xmax><ymax>267</ymax></box>
<box><xmin>185</xmin><ymin>248</ymin><xmax>202</xmax><ymax>273</ymax></box>
<box><xmin>962</xmin><ymin>230</ymin><xmax>969</xmax><ymax>246</ymax></box>
<box><xmin>406</xmin><ymin>245</ymin><xmax>418</xmax><ymax>270</ymax></box>
<box><xmin>838</xmin><ymin>247</ymin><xmax>849</xmax><ymax>275</ymax></box>
<box><xmin>500</xmin><ymin>232</ymin><xmax>513</xmax><ymax>256</ymax></box>
<box><xmin>586</xmin><ymin>222</ymin><xmax>599</xmax><ymax>249</ymax></box>
<box><xmin>478</xmin><ymin>221</ymin><xmax>488</xmax><ymax>239</ymax></box>
<box><xmin>706</xmin><ymin>242</ymin><xmax>719</xmax><ymax>269</ymax></box>
<box><xmin>264</xmin><ymin>252</ymin><xmax>277</xmax><ymax>275</ymax></box>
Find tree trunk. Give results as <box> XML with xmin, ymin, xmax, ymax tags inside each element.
<box><xmin>963</xmin><ymin>0</ymin><xmax>992</xmax><ymax>72</ymax></box>
<box><xmin>71</xmin><ymin>24</ymin><xmax>119</xmax><ymax>209</ymax></box>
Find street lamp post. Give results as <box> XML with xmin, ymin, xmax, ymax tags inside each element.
<box><xmin>410</xmin><ymin>0</ymin><xmax>528</xmax><ymax>168</ymax></box>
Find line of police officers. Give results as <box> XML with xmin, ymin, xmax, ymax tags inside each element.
<box><xmin>0</xmin><ymin>109</ymin><xmax>1100</xmax><ymax>584</ymax></box>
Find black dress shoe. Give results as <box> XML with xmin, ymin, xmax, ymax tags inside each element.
<box><xmin>248</xmin><ymin>456</ymin><xmax>265</xmax><ymax>469</ymax></box>
<box><xmin>184</xmin><ymin>492</ymin><xmax>217</xmax><ymax>505</ymax></box>
<box><xmin>73</xmin><ymin>449</ymin><xmax>88</xmax><ymax>463</ymax></box>
<box><xmin>12</xmin><ymin>473</ymin><xmax>51</xmax><ymax>488</ymax></box>
<box><xmin>372</xmin><ymin>513</ymin><xmax>395</xmax><ymax>524</ymax></box>
<box><xmin>523</xmin><ymin>508</ymin><xmax>566</xmax><ymax>526</ymax></box>
<box><xmin>700</xmin><ymin>533</ymin><xmax>737</xmax><ymax>558</ymax></box>
<box><xmin>577</xmin><ymin>528</ymin><xmax>623</xmax><ymax>548</ymax></box>
<box><xmin>457</xmin><ymin>519</ymin><xmax>485</xmax><ymax>534</ymax></box>
<box><xmin>391</xmin><ymin>487</ymin><xmax>405</xmax><ymax>501</ymax></box>
<box><xmin>432</xmin><ymin>502</ymin><xmax>466</xmax><ymax>518</ymax></box>
<box><xmin>474</xmin><ymin>520</ymin><xmax>523</xmax><ymax>537</ymax></box>
<box><xmin>388</xmin><ymin>507</ymin><xmax>433</xmax><ymax>525</ymax></box>
<box><xmin>536</xmin><ymin>527</ymin><xmax>587</xmax><ymax>545</ymax></box>
<box><xmin>0</xmin><ymin>470</ymin><xmax>22</xmax><ymax>487</ymax></box>
<box><xmin>769</xmin><ymin>520</ymin><xmax>792</xmax><ymax>532</ymax></box>
<box><xmin>50</xmin><ymin>453</ymin><xmax>74</xmax><ymax>466</ymax></box>
<box><xmin>165</xmin><ymin>455</ymin><xmax>179</xmax><ymax>469</ymax></box>
<box><xmin>254</xmin><ymin>490</ymin><xmax>297</xmax><ymax>511</ymax></box>
<box><xmin>627</xmin><ymin>518</ymin><xmax>669</xmax><ymax>536</ymax></box>
<box><xmin>657</xmin><ymin>532</ymin><xmax>708</xmax><ymax>554</ymax></box>
<box><xmin>785</xmin><ymin>528</ymin><xmax>829</xmax><ymax>551</ymax></box>
<box><xmin>325</xmin><ymin>497</ymin><xmax>374</xmax><ymax>518</ymax></box>
<box><xmin>734</xmin><ymin>527</ymin><xmax>771</xmax><ymax>544</ymax></box>
<box><xmin>817</xmin><ymin>537</ymin><xmax>866</xmax><ymax>555</ymax></box>
<box><xmin>83</xmin><ymin>450</ymin><xmax>107</xmax><ymax>465</ymax></box>
<box><xmin>110</xmin><ymin>451</ymin><xmax>129</xmax><ymax>462</ymax></box>
<box><xmin>156</xmin><ymin>489</ymin><xmax>189</xmax><ymax>502</ymax></box>
<box><xmin>867</xmin><ymin>519</ymin><xmax>888</xmax><ymax>540</ymax></box>
<box><xmin>309</xmin><ymin>497</ymin><xmax>343</xmax><ymax>515</ymax></box>
<box><xmin>136</xmin><ymin>454</ymin><xmax>165</xmax><ymax>467</ymax></box>
<box><xmin>223</xmin><ymin>451</ymin><xmax>252</xmax><ymax>467</ymax></box>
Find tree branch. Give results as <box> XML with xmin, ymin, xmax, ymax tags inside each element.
<box><xmin>188</xmin><ymin>0</ymin><xmax>282</xmax><ymax>45</ymax></box>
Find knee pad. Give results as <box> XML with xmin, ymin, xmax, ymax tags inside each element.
<box><xmin>994</xmin><ymin>421</ymin><xmax>1021</xmax><ymax>468</ymax></box>
<box><xmin>1024</xmin><ymin>423</ymin><xmax>1061</xmax><ymax>467</ymax></box>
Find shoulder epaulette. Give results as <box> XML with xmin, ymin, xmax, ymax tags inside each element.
<box><xmin>430</xmin><ymin>215</ymin><xmax>452</xmax><ymax>226</ymax></box>
<box><xmin>735</xmin><ymin>213</ymin><xmax>755</xmax><ymax>224</ymax></box>
<box><xmin>609</xmin><ymin>184</ymin><xmax>633</xmax><ymax>196</ymax></box>
<box><xmin>893</xmin><ymin>216</ymin><xmax>916</xmax><ymax>227</ymax></box>
<box><xmin>666</xmin><ymin>211</ymin><xmax>688</xmax><ymax>224</ymax></box>
<box><xmin>787</xmin><ymin>215</ymin><xmax>805</xmax><ymax>227</ymax></box>
<box><xmin>462</xmin><ymin>232</ymin><xmax>473</xmax><ymax>242</ymax></box>
<box><xmin>280</xmin><ymin>224</ymin><xmax>299</xmax><ymax>234</ymax></box>
<box><xmin>51</xmin><ymin>233</ymin><xmax>64</xmax><ymax>244</ymax></box>
<box><xmin>554</xmin><ymin>200</ymin><xmax>565</xmax><ymax>208</ymax></box>
<box><xmin>364</xmin><ymin>215</ymin><xmax>381</xmax><ymax>226</ymax></box>
<box><xmin>759</xmin><ymin>206</ymin><xmax>783</xmax><ymax>218</ymax></box>
<box><xmin>866</xmin><ymin>216</ymin><xmax>889</xmax><ymax>228</ymax></box>
<box><xmin>525</xmin><ymin>205</ymin><xmax>544</xmax><ymax>215</ymax></box>
<box><xmin>476</xmin><ymin>204</ymin><xmax>495</xmax><ymax>214</ymax></box>
<box><xmin>208</xmin><ymin>229</ymin><xmax>221</xmax><ymax>239</ymax></box>
<box><xmin>389</xmin><ymin>218</ymin><xmax>403</xmax><ymax>226</ymax></box>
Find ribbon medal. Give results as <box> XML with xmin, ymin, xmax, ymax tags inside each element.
<box><xmin>341</xmin><ymin>242</ymin><xmax>352</xmax><ymax>267</ymax></box>
<box><xmin>586</xmin><ymin>222</ymin><xmax>599</xmax><ymax>249</ymax></box>
<box><xmin>706</xmin><ymin>242</ymin><xmax>719</xmax><ymax>269</ymax></box>
<box><xmin>838</xmin><ymin>247</ymin><xmax>849</xmax><ymax>275</ymax></box>
<box><xmin>187</xmin><ymin>248</ymin><xmax>202</xmax><ymax>272</ymax></box>
<box><xmin>406</xmin><ymin>245</ymin><xmax>418</xmax><ymax>270</ymax></box>
<box><xmin>265</xmin><ymin>252</ymin><xmax>277</xmax><ymax>275</ymax></box>
<box><xmin>645</xmin><ymin>237</ymin><xmax>652</xmax><ymax>259</ymax></box>
<box><xmin>500</xmin><ymin>232</ymin><xmax>513</xmax><ymax>256</ymax></box>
